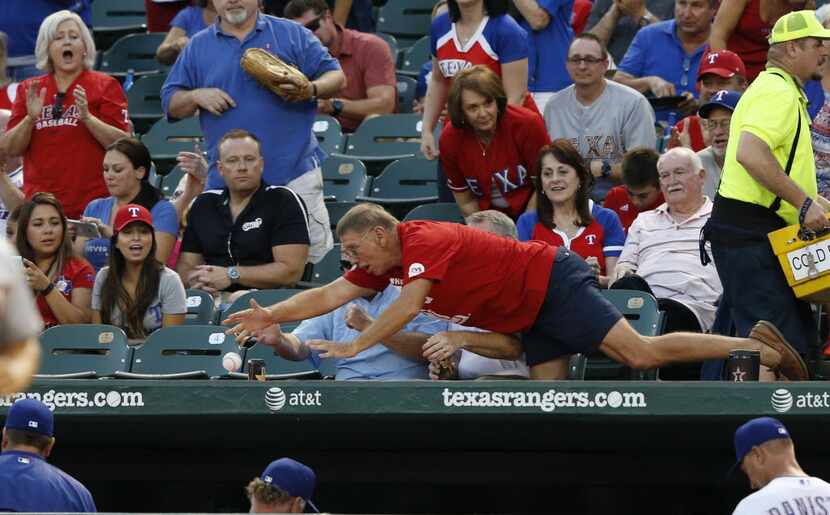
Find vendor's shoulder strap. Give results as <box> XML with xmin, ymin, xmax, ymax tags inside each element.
<box><xmin>768</xmin><ymin>71</ymin><xmax>802</xmax><ymax>213</ymax></box>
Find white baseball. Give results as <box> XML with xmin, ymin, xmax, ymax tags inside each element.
<box><xmin>222</xmin><ymin>352</ymin><xmax>242</xmax><ymax>372</ymax></box>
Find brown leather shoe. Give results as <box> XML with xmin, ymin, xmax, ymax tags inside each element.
<box><xmin>749</xmin><ymin>321</ymin><xmax>809</xmax><ymax>381</ymax></box>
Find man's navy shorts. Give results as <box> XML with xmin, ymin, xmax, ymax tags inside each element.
<box><xmin>522</xmin><ymin>247</ymin><xmax>624</xmax><ymax>366</ymax></box>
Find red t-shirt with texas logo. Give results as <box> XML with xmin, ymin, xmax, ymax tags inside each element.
<box><xmin>36</xmin><ymin>257</ymin><xmax>95</xmax><ymax>328</ymax></box>
<box><xmin>9</xmin><ymin>71</ymin><xmax>129</xmax><ymax>219</ymax></box>
<box><xmin>440</xmin><ymin>105</ymin><xmax>550</xmax><ymax>219</ymax></box>
<box><xmin>343</xmin><ymin>221</ymin><xmax>557</xmax><ymax>333</ymax></box>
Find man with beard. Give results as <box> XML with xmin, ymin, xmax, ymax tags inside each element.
<box><xmin>697</xmin><ymin>90</ymin><xmax>740</xmax><ymax>199</ymax></box>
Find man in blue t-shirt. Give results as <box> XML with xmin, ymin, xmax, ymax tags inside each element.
<box><xmin>0</xmin><ymin>399</ymin><xmax>96</xmax><ymax>512</ymax></box>
<box><xmin>161</xmin><ymin>0</ymin><xmax>346</xmax><ymax>265</ymax></box>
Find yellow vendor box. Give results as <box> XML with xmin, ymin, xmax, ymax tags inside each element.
<box><xmin>769</xmin><ymin>217</ymin><xmax>830</xmax><ymax>303</ymax></box>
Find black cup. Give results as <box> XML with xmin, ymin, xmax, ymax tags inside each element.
<box><xmin>724</xmin><ymin>349</ymin><xmax>760</xmax><ymax>382</ymax></box>
<box><xmin>247</xmin><ymin>359</ymin><xmax>266</xmax><ymax>381</ymax></box>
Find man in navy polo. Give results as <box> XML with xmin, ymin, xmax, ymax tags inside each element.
<box><xmin>161</xmin><ymin>0</ymin><xmax>346</xmax><ymax>265</ymax></box>
<box><xmin>613</xmin><ymin>0</ymin><xmax>714</xmax><ymax>120</ymax></box>
<box><xmin>0</xmin><ymin>399</ymin><xmax>96</xmax><ymax>512</ymax></box>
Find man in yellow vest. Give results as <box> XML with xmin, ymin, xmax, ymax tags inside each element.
<box><xmin>703</xmin><ymin>10</ymin><xmax>830</xmax><ymax>375</ymax></box>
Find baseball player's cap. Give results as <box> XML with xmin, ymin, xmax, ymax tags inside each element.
<box><xmin>733</xmin><ymin>417</ymin><xmax>791</xmax><ymax>470</ymax></box>
<box><xmin>4</xmin><ymin>399</ymin><xmax>54</xmax><ymax>437</ymax></box>
<box><xmin>698</xmin><ymin>50</ymin><xmax>746</xmax><ymax>80</ymax></box>
<box><xmin>769</xmin><ymin>10</ymin><xmax>830</xmax><ymax>44</ymax></box>
<box><xmin>113</xmin><ymin>204</ymin><xmax>153</xmax><ymax>234</ymax></box>
<box><xmin>699</xmin><ymin>90</ymin><xmax>742</xmax><ymax>118</ymax></box>
<box><xmin>260</xmin><ymin>458</ymin><xmax>319</xmax><ymax>513</ymax></box>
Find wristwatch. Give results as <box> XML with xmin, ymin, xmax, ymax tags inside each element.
<box><xmin>227</xmin><ymin>266</ymin><xmax>241</xmax><ymax>284</ymax></box>
<box><xmin>331</xmin><ymin>99</ymin><xmax>344</xmax><ymax>117</ymax></box>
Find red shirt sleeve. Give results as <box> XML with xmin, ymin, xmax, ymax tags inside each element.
<box><xmin>362</xmin><ymin>36</ymin><xmax>397</xmax><ymax>91</ymax></box>
<box><xmin>70</xmin><ymin>258</ymin><xmax>96</xmax><ymax>289</ymax></box>
<box><xmin>439</xmin><ymin>125</ymin><xmax>468</xmax><ymax>192</ymax></box>
<box><xmin>400</xmin><ymin>222</ymin><xmax>458</xmax><ymax>285</ymax></box>
<box><xmin>517</xmin><ymin>108</ymin><xmax>551</xmax><ymax>180</ymax></box>
<box><xmin>343</xmin><ymin>267</ymin><xmax>392</xmax><ymax>291</ymax></box>
<box><xmin>95</xmin><ymin>75</ymin><xmax>130</xmax><ymax>131</ymax></box>
<box><xmin>7</xmin><ymin>79</ymin><xmax>32</xmax><ymax>130</ymax></box>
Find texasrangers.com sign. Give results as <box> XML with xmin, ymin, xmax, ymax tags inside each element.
<box><xmin>0</xmin><ymin>390</ymin><xmax>145</xmax><ymax>411</ymax></box>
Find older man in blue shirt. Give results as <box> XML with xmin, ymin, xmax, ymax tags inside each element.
<box><xmin>161</xmin><ymin>0</ymin><xmax>346</xmax><ymax>264</ymax></box>
<box><xmin>613</xmin><ymin>0</ymin><xmax>714</xmax><ymax>120</ymax></box>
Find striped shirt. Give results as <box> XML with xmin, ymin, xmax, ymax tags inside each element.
<box><xmin>617</xmin><ymin>197</ymin><xmax>722</xmax><ymax>331</ymax></box>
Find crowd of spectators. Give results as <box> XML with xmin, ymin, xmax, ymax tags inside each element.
<box><xmin>0</xmin><ymin>0</ymin><xmax>828</xmax><ymax>385</ymax></box>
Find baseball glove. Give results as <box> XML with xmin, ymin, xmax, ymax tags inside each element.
<box><xmin>240</xmin><ymin>48</ymin><xmax>314</xmax><ymax>103</ymax></box>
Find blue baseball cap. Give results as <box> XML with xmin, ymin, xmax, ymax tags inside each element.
<box><xmin>699</xmin><ymin>90</ymin><xmax>742</xmax><ymax>118</ymax></box>
<box><xmin>261</xmin><ymin>458</ymin><xmax>318</xmax><ymax>512</ymax></box>
<box><xmin>734</xmin><ymin>417</ymin><xmax>790</xmax><ymax>467</ymax></box>
<box><xmin>4</xmin><ymin>399</ymin><xmax>53</xmax><ymax>437</ymax></box>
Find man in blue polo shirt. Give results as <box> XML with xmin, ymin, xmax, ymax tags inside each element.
<box><xmin>0</xmin><ymin>399</ymin><xmax>96</xmax><ymax>512</ymax></box>
<box><xmin>613</xmin><ymin>0</ymin><xmax>714</xmax><ymax>120</ymax></box>
<box><xmin>161</xmin><ymin>0</ymin><xmax>346</xmax><ymax>264</ymax></box>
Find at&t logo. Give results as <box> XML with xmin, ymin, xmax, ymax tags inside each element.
<box><xmin>770</xmin><ymin>389</ymin><xmax>793</xmax><ymax>413</ymax></box>
<box><xmin>265</xmin><ymin>387</ymin><xmax>287</xmax><ymax>411</ymax></box>
<box><xmin>264</xmin><ymin>387</ymin><xmax>323</xmax><ymax>412</ymax></box>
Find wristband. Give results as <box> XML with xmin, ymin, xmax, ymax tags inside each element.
<box><xmin>40</xmin><ymin>282</ymin><xmax>55</xmax><ymax>296</ymax></box>
<box><xmin>311</xmin><ymin>83</ymin><xmax>318</xmax><ymax>100</ymax></box>
<box><xmin>799</xmin><ymin>197</ymin><xmax>814</xmax><ymax>226</ymax></box>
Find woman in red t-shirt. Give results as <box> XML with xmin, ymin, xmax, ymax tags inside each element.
<box><xmin>16</xmin><ymin>192</ymin><xmax>94</xmax><ymax>328</ymax></box>
<box><xmin>439</xmin><ymin>65</ymin><xmax>550</xmax><ymax>219</ymax></box>
<box><xmin>710</xmin><ymin>0</ymin><xmax>810</xmax><ymax>82</ymax></box>
<box><xmin>0</xmin><ymin>10</ymin><xmax>130</xmax><ymax>219</ymax></box>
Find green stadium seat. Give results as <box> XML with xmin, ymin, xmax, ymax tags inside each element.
<box><xmin>396</xmin><ymin>74</ymin><xmax>417</xmax><ymax>114</ymax></box>
<box><xmin>334</xmin><ymin>113</ymin><xmax>426</xmax><ymax>174</ymax></box>
<box><xmin>322</xmin><ymin>156</ymin><xmax>369</xmax><ymax>202</ymax></box>
<box><xmin>141</xmin><ymin>116</ymin><xmax>204</xmax><ymax>176</ymax></box>
<box><xmin>221</xmin><ymin>289</ymin><xmax>306</xmax><ymax>324</ymax></box>
<box><xmin>313</xmin><ymin>115</ymin><xmax>345</xmax><ymax>155</ymax></box>
<box><xmin>185</xmin><ymin>289</ymin><xmax>216</xmax><ymax>326</ymax></box>
<box><xmin>376</xmin><ymin>32</ymin><xmax>400</xmax><ymax>67</ymax></box>
<box><xmin>397</xmin><ymin>35</ymin><xmax>430</xmax><ymax>76</ymax></box>
<box><xmin>298</xmin><ymin>245</ymin><xmax>345</xmax><ymax>289</ymax></box>
<box><xmin>376</xmin><ymin>0</ymin><xmax>435</xmax><ymax>49</ymax></box>
<box><xmin>36</xmin><ymin>325</ymin><xmax>132</xmax><ymax>379</ymax></box>
<box><xmin>118</xmin><ymin>325</ymin><xmax>240</xmax><ymax>379</ymax></box>
<box><xmin>356</xmin><ymin>157</ymin><xmax>438</xmax><ymax>218</ymax></box>
<box><xmin>403</xmin><ymin>202</ymin><xmax>465</xmax><ymax>224</ymax></box>
<box><xmin>92</xmin><ymin>0</ymin><xmax>148</xmax><ymax>51</ymax></box>
<box><xmin>126</xmin><ymin>74</ymin><xmax>166</xmax><ymax>134</ymax></box>
<box><xmin>160</xmin><ymin>165</ymin><xmax>186</xmax><ymax>199</ymax></box>
<box><xmin>97</xmin><ymin>33</ymin><xmax>167</xmax><ymax>78</ymax></box>
<box><xmin>571</xmin><ymin>289</ymin><xmax>662</xmax><ymax>380</ymax></box>
<box><xmin>326</xmin><ymin>201</ymin><xmax>359</xmax><ymax>242</ymax></box>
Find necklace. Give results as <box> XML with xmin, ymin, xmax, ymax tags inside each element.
<box><xmin>475</xmin><ymin>134</ymin><xmax>492</xmax><ymax>157</ymax></box>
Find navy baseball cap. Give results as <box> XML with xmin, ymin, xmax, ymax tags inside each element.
<box><xmin>261</xmin><ymin>458</ymin><xmax>318</xmax><ymax>512</ymax></box>
<box><xmin>4</xmin><ymin>399</ymin><xmax>53</xmax><ymax>437</ymax></box>
<box><xmin>699</xmin><ymin>90</ymin><xmax>742</xmax><ymax>119</ymax></box>
<box><xmin>734</xmin><ymin>417</ymin><xmax>790</xmax><ymax>468</ymax></box>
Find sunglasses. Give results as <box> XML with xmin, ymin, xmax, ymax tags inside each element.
<box><xmin>53</xmin><ymin>92</ymin><xmax>66</xmax><ymax>119</ymax></box>
<box><xmin>304</xmin><ymin>16</ymin><xmax>322</xmax><ymax>31</ymax></box>
<box><xmin>339</xmin><ymin>260</ymin><xmax>354</xmax><ymax>272</ymax></box>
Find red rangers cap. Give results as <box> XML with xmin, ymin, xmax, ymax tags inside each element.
<box><xmin>698</xmin><ymin>50</ymin><xmax>746</xmax><ymax>80</ymax></box>
<box><xmin>113</xmin><ymin>204</ymin><xmax>153</xmax><ymax>233</ymax></box>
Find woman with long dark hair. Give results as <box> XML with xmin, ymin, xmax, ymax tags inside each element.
<box><xmin>16</xmin><ymin>192</ymin><xmax>94</xmax><ymax>328</ymax></box>
<box><xmin>75</xmin><ymin>137</ymin><xmax>178</xmax><ymax>271</ymax></box>
<box><xmin>516</xmin><ymin>140</ymin><xmax>625</xmax><ymax>287</ymax></box>
<box><xmin>92</xmin><ymin>204</ymin><xmax>186</xmax><ymax>339</ymax></box>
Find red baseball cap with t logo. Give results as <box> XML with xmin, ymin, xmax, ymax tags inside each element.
<box><xmin>698</xmin><ymin>50</ymin><xmax>746</xmax><ymax>80</ymax></box>
<box><xmin>113</xmin><ymin>204</ymin><xmax>153</xmax><ymax>233</ymax></box>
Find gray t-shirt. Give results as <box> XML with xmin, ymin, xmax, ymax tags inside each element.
<box><xmin>587</xmin><ymin>0</ymin><xmax>676</xmax><ymax>64</ymax></box>
<box><xmin>0</xmin><ymin>240</ymin><xmax>42</xmax><ymax>344</ymax></box>
<box><xmin>92</xmin><ymin>266</ymin><xmax>187</xmax><ymax>335</ymax></box>
<box><xmin>697</xmin><ymin>146</ymin><xmax>723</xmax><ymax>200</ymax></box>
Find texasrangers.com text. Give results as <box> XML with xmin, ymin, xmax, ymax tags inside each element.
<box><xmin>441</xmin><ymin>388</ymin><xmax>647</xmax><ymax>412</ymax></box>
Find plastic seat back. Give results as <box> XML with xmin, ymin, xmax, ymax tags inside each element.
<box><xmin>37</xmin><ymin>324</ymin><xmax>132</xmax><ymax>378</ymax></box>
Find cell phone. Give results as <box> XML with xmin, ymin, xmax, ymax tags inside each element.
<box><xmin>67</xmin><ymin>219</ymin><xmax>101</xmax><ymax>239</ymax></box>
<box><xmin>646</xmin><ymin>95</ymin><xmax>688</xmax><ymax>110</ymax></box>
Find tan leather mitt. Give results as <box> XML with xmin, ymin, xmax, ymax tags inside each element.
<box><xmin>240</xmin><ymin>48</ymin><xmax>313</xmax><ymax>102</ymax></box>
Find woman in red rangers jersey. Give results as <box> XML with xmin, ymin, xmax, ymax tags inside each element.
<box><xmin>0</xmin><ymin>10</ymin><xmax>130</xmax><ymax>219</ymax></box>
<box><xmin>517</xmin><ymin>140</ymin><xmax>625</xmax><ymax>286</ymax></box>
<box><xmin>440</xmin><ymin>66</ymin><xmax>550</xmax><ymax>219</ymax></box>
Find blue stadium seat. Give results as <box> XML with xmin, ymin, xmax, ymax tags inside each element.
<box><xmin>376</xmin><ymin>0</ymin><xmax>434</xmax><ymax>49</ymax></box>
<box><xmin>126</xmin><ymin>73</ymin><xmax>166</xmax><ymax>134</ymax></box>
<box><xmin>403</xmin><ymin>202</ymin><xmax>465</xmax><ymax>224</ymax></box>
<box><xmin>185</xmin><ymin>289</ymin><xmax>216</xmax><ymax>326</ymax></box>
<box><xmin>298</xmin><ymin>245</ymin><xmax>345</xmax><ymax>289</ymax></box>
<box><xmin>141</xmin><ymin>116</ymin><xmax>204</xmax><ymax>176</ymax></box>
<box><xmin>326</xmin><ymin>201</ymin><xmax>360</xmax><ymax>242</ymax></box>
<box><xmin>314</xmin><ymin>115</ymin><xmax>345</xmax><ymax>155</ymax></box>
<box><xmin>396</xmin><ymin>74</ymin><xmax>418</xmax><ymax>114</ymax></box>
<box><xmin>322</xmin><ymin>156</ymin><xmax>370</xmax><ymax>202</ymax></box>
<box><xmin>97</xmin><ymin>33</ymin><xmax>168</xmax><ymax>79</ymax></box>
<box><xmin>333</xmin><ymin>113</ymin><xmax>426</xmax><ymax>174</ymax></box>
<box><xmin>92</xmin><ymin>0</ymin><xmax>148</xmax><ymax>51</ymax></box>
<box><xmin>356</xmin><ymin>157</ymin><xmax>438</xmax><ymax>218</ymax></box>
<box><xmin>397</xmin><ymin>35</ymin><xmax>430</xmax><ymax>76</ymax></box>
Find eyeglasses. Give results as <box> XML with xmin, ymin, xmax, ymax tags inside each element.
<box><xmin>703</xmin><ymin>118</ymin><xmax>731</xmax><ymax>130</ymax></box>
<box><xmin>304</xmin><ymin>16</ymin><xmax>322</xmax><ymax>31</ymax></box>
<box><xmin>53</xmin><ymin>92</ymin><xmax>65</xmax><ymax>119</ymax></box>
<box><xmin>341</xmin><ymin>229</ymin><xmax>372</xmax><ymax>260</ymax></box>
<box><xmin>566</xmin><ymin>55</ymin><xmax>605</xmax><ymax>65</ymax></box>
